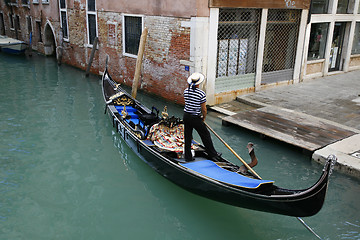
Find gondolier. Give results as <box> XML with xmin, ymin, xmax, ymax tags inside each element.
<box><xmin>183</xmin><ymin>72</ymin><xmax>221</xmax><ymax>162</ymax></box>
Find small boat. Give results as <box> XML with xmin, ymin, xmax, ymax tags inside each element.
<box><xmin>102</xmin><ymin>66</ymin><xmax>336</xmax><ymax>217</ymax></box>
<box><xmin>0</xmin><ymin>35</ymin><xmax>27</xmax><ymax>54</ymax></box>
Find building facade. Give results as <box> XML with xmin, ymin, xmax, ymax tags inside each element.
<box><xmin>0</xmin><ymin>0</ymin><xmax>359</xmax><ymax>105</ymax></box>
<box><xmin>304</xmin><ymin>0</ymin><xmax>360</xmax><ymax>79</ymax></box>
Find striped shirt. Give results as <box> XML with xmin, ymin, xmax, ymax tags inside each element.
<box><xmin>184</xmin><ymin>87</ymin><xmax>206</xmax><ymax>116</ymax></box>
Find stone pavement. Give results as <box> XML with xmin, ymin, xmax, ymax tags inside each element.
<box><xmin>211</xmin><ymin>70</ymin><xmax>360</xmax><ymax>178</ymax></box>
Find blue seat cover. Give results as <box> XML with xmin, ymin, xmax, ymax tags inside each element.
<box><xmin>115</xmin><ymin>106</ymin><xmax>137</xmax><ymax>112</ymax></box>
<box><xmin>181</xmin><ymin>160</ymin><xmax>274</xmax><ymax>189</ymax></box>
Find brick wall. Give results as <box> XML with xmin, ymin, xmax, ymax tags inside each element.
<box><xmin>95</xmin><ymin>13</ymin><xmax>191</xmax><ymax>104</ymax></box>
<box><xmin>0</xmin><ymin>1</ymin><xmax>192</xmax><ymax>105</ymax></box>
<box><xmin>142</xmin><ymin>16</ymin><xmax>190</xmax><ymax>104</ymax></box>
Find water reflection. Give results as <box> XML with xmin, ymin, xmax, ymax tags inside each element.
<box><xmin>0</xmin><ymin>53</ymin><xmax>359</xmax><ymax>239</ymax></box>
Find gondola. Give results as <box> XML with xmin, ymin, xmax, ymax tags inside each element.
<box><xmin>102</xmin><ymin>66</ymin><xmax>336</xmax><ymax>217</ymax></box>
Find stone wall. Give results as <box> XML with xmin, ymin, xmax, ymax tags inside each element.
<box><xmin>96</xmin><ymin>12</ymin><xmax>191</xmax><ymax>104</ymax></box>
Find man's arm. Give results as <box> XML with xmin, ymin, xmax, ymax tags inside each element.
<box><xmin>201</xmin><ymin>102</ymin><xmax>207</xmax><ymax>121</ymax></box>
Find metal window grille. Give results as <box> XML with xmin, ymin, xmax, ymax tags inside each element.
<box><xmin>124</xmin><ymin>16</ymin><xmax>142</xmax><ymax>56</ymax></box>
<box><xmin>216</xmin><ymin>9</ymin><xmax>261</xmax><ymax>93</ymax></box>
<box><xmin>262</xmin><ymin>9</ymin><xmax>301</xmax><ymax>84</ymax></box>
<box><xmin>217</xmin><ymin>9</ymin><xmax>260</xmax><ymax>78</ymax></box>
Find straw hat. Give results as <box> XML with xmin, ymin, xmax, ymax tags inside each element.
<box><xmin>187</xmin><ymin>72</ymin><xmax>205</xmax><ymax>85</ymax></box>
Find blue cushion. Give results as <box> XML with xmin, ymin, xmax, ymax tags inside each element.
<box><xmin>115</xmin><ymin>106</ymin><xmax>137</xmax><ymax>112</ymax></box>
<box><xmin>181</xmin><ymin>160</ymin><xmax>274</xmax><ymax>189</ymax></box>
<box><xmin>126</xmin><ymin>118</ymin><xmax>140</xmax><ymax>125</ymax></box>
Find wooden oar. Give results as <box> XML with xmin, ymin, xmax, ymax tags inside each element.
<box><xmin>204</xmin><ymin>121</ymin><xmax>262</xmax><ymax>180</ymax></box>
<box><xmin>205</xmin><ymin>121</ymin><xmax>323</xmax><ymax>239</ymax></box>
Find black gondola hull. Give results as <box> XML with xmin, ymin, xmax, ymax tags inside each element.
<box><xmin>102</xmin><ymin>68</ymin><xmax>333</xmax><ymax>217</ymax></box>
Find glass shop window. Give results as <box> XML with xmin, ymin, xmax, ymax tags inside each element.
<box><xmin>337</xmin><ymin>0</ymin><xmax>350</xmax><ymax>13</ymax></box>
<box><xmin>308</xmin><ymin>23</ymin><xmax>329</xmax><ymax>60</ymax></box>
<box><xmin>351</xmin><ymin>22</ymin><xmax>360</xmax><ymax>55</ymax></box>
<box><xmin>310</xmin><ymin>0</ymin><xmax>330</xmax><ymax>14</ymax></box>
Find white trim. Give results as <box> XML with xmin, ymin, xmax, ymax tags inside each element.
<box><xmin>122</xmin><ymin>13</ymin><xmax>144</xmax><ymax>58</ymax></box>
<box><xmin>59</xmin><ymin>0</ymin><xmax>69</xmax><ymax>41</ymax></box>
<box><xmin>307</xmin><ymin>58</ymin><xmax>326</xmax><ymax>64</ymax></box>
<box><xmin>190</xmin><ymin>17</ymin><xmax>209</xmax><ymax>74</ymax></box>
<box><xmin>323</xmin><ymin>21</ymin><xmax>335</xmax><ymax>75</ymax></box>
<box><xmin>255</xmin><ymin>8</ymin><xmax>268</xmax><ymax>90</ymax></box>
<box><xmin>86</xmin><ymin>0</ymin><xmax>98</xmax><ymax>47</ymax></box>
<box><xmin>293</xmin><ymin>9</ymin><xmax>309</xmax><ymax>83</ymax></box>
<box><xmin>300</xmin><ymin>17</ymin><xmax>312</xmax><ymax>80</ymax></box>
<box><xmin>343</xmin><ymin>21</ymin><xmax>355</xmax><ymax>71</ymax></box>
<box><xmin>206</xmin><ymin>8</ymin><xmax>219</xmax><ymax>105</ymax></box>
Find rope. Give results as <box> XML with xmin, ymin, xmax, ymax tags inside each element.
<box><xmin>297</xmin><ymin>217</ymin><xmax>323</xmax><ymax>239</ymax></box>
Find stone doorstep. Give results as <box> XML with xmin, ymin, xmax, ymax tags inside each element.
<box><xmin>313</xmin><ymin>134</ymin><xmax>360</xmax><ymax>178</ymax></box>
<box><xmin>210</xmin><ymin>106</ymin><xmax>236</xmax><ymax>116</ymax></box>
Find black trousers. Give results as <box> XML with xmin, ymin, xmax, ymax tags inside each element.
<box><xmin>183</xmin><ymin>112</ymin><xmax>217</xmax><ymax>161</ymax></box>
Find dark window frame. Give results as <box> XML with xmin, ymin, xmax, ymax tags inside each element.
<box><xmin>123</xmin><ymin>15</ymin><xmax>143</xmax><ymax>57</ymax></box>
<box><xmin>86</xmin><ymin>0</ymin><xmax>97</xmax><ymax>46</ymax></box>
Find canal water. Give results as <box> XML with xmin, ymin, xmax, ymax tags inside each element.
<box><xmin>0</xmin><ymin>53</ymin><xmax>359</xmax><ymax>240</ymax></box>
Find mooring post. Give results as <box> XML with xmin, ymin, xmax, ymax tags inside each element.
<box><xmin>131</xmin><ymin>27</ymin><xmax>148</xmax><ymax>99</ymax></box>
<box><xmin>85</xmin><ymin>37</ymin><xmax>98</xmax><ymax>77</ymax></box>
<box><xmin>26</xmin><ymin>32</ymin><xmax>33</xmax><ymax>57</ymax></box>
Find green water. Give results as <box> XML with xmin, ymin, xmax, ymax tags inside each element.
<box><xmin>0</xmin><ymin>53</ymin><xmax>359</xmax><ymax>240</ymax></box>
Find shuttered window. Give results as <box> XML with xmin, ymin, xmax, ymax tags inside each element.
<box><xmin>123</xmin><ymin>15</ymin><xmax>143</xmax><ymax>57</ymax></box>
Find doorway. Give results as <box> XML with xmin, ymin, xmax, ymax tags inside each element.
<box><xmin>44</xmin><ymin>22</ymin><xmax>56</xmax><ymax>57</ymax></box>
<box><xmin>329</xmin><ymin>22</ymin><xmax>346</xmax><ymax>72</ymax></box>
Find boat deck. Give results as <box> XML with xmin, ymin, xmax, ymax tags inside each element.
<box><xmin>222</xmin><ymin>106</ymin><xmax>357</xmax><ymax>152</ymax></box>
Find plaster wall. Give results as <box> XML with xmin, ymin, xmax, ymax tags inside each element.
<box><xmin>97</xmin><ymin>0</ymin><xmax>209</xmax><ymax>18</ymax></box>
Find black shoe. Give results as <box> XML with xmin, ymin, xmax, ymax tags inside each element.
<box><xmin>209</xmin><ymin>154</ymin><xmax>222</xmax><ymax>161</ymax></box>
<box><xmin>185</xmin><ymin>158</ymin><xmax>195</xmax><ymax>162</ymax></box>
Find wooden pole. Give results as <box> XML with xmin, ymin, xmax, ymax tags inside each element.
<box><xmin>204</xmin><ymin>122</ymin><xmax>262</xmax><ymax>179</ymax></box>
<box><xmin>85</xmin><ymin>36</ymin><xmax>98</xmax><ymax>77</ymax></box>
<box><xmin>131</xmin><ymin>27</ymin><xmax>148</xmax><ymax>99</ymax></box>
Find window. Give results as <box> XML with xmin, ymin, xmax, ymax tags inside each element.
<box><xmin>42</xmin><ymin>0</ymin><xmax>49</xmax><ymax>4</ymax></box>
<box><xmin>33</xmin><ymin>0</ymin><xmax>39</xmax><ymax>4</ymax></box>
<box><xmin>123</xmin><ymin>15</ymin><xmax>143</xmax><ymax>56</ymax></box>
<box><xmin>59</xmin><ymin>0</ymin><xmax>68</xmax><ymax>40</ymax></box>
<box><xmin>22</xmin><ymin>0</ymin><xmax>29</xmax><ymax>5</ymax></box>
<box><xmin>15</xmin><ymin>15</ymin><xmax>20</xmax><ymax>31</ymax></box>
<box><xmin>308</xmin><ymin>23</ymin><xmax>329</xmax><ymax>60</ymax></box>
<box><xmin>351</xmin><ymin>22</ymin><xmax>360</xmax><ymax>55</ymax></box>
<box><xmin>36</xmin><ymin>21</ymin><xmax>42</xmax><ymax>42</ymax></box>
<box><xmin>263</xmin><ymin>9</ymin><xmax>300</xmax><ymax>76</ymax></box>
<box><xmin>310</xmin><ymin>0</ymin><xmax>330</xmax><ymax>14</ymax></box>
<box><xmin>9</xmin><ymin>13</ymin><xmax>14</xmax><ymax>29</ymax></box>
<box><xmin>86</xmin><ymin>0</ymin><xmax>97</xmax><ymax>45</ymax></box>
<box><xmin>27</xmin><ymin>16</ymin><xmax>32</xmax><ymax>34</ymax></box>
<box><xmin>337</xmin><ymin>0</ymin><xmax>349</xmax><ymax>13</ymax></box>
<box><xmin>217</xmin><ymin>9</ymin><xmax>261</xmax><ymax>78</ymax></box>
